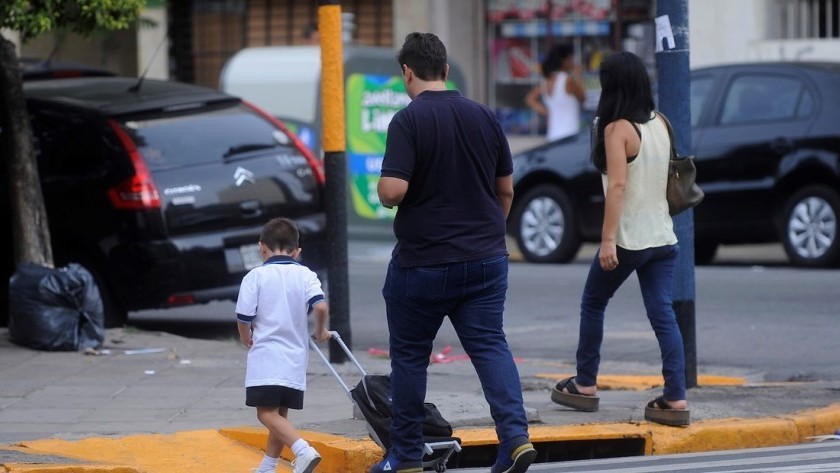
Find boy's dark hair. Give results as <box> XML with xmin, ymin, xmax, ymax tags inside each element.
<box><xmin>590</xmin><ymin>51</ymin><xmax>655</xmax><ymax>173</ymax></box>
<box><xmin>396</xmin><ymin>32</ymin><xmax>447</xmax><ymax>81</ymax></box>
<box><xmin>540</xmin><ymin>44</ymin><xmax>573</xmax><ymax>79</ymax></box>
<box><xmin>260</xmin><ymin>218</ymin><xmax>300</xmax><ymax>253</ymax></box>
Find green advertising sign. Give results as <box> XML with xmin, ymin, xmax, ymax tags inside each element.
<box><xmin>345</xmin><ymin>73</ymin><xmax>456</xmax><ymax>221</ymax></box>
<box><xmin>345</xmin><ymin>73</ymin><xmax>409</xmax><ymax>220</ymax></box>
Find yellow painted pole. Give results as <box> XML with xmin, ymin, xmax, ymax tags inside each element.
<box><xmin>318</xmin><ymin>0</ymin><xmax>351</xmax><ymax>362</ymax></box>
<box><xmin>319</xmin><ymin>2</ymin><xmax>346</xmax><ymax>153</ymax></box>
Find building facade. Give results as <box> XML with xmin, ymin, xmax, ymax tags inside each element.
<box><xmin>12</xmin><ymin>0</ymin><xmax>840</xmax><ymax>139</ymax></box>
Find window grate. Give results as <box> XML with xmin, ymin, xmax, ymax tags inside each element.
<box><xmin>774</xmin><ymin>0</ymin><xmax>839</xmax><ymax>39</ymax></box>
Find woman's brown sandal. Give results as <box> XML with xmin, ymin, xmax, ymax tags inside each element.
<box><xmin>550</xmin><ymin>376</ymin><xmax>599</xmax><ymax>412</ymax></box>
<box><xmin>644</xmin><ymin>396</ymin><xmax>690</xmax><ymax>426</ymax></box>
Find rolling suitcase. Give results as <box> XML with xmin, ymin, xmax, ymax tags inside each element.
<box><xmin>310</xmin><ymin>331</ymin><xmax>461</xmax><ymax>472</ymax></box>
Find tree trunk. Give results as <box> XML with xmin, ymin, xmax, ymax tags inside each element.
<box><xmin>0</xmin><ymin>35</ymin><xmax>54</xmax><ymax>268</ymax></box>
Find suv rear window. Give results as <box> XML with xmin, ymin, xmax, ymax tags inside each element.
<box><xmin>120</xmin><ymin>103</ymin><xmax>293</xmax><ymax>170</ymax></box>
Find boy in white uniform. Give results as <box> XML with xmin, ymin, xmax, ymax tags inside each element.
<box><xmin>236</xmin><ymin>217</ymin><xmax>330</xmax><ymax>473</ymax></box>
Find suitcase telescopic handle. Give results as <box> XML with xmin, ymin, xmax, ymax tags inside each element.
<box><xmin>309</xmin><ymin>331</ymin><xmax>368</xmax><ymax>400</ymax></box>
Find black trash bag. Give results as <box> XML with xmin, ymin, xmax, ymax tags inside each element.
<box><xmin>8</xmin><ymin>262</ymin><xmax>105</xmax><ymax>351</ymax></box>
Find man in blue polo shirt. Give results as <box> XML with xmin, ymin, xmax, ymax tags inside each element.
<box><xmin>371</xmin><ymin>32</ymin><xmax>535</xmax><ymax>473</ymax></box>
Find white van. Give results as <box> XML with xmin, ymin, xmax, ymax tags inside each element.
<box><xmin>220</xmin><ymin>45</ymin><xmax>466</xmax><ymax>237</ymax></box>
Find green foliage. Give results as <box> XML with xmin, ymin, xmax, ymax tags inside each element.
<box><xmin>0</xmin><ymin>0</ymin><xmax>145</xmax><ymax>40</ymax></box>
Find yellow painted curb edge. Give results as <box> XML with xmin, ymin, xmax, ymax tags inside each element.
<box><xmin>4</xmin><ymin>402</ymin><xmax>839</xmax><ymax>473</ymax></box>
<box><xmin>2</xmin><ymin>465</ymin><xmax>138</xmax><ymax>473</ymax></box>
<box><xmin>220</xmin><ymin>427</ymin><xmax>382</xmax><ymax>473</ymax></box>
<box><xmin>534</xmin><ymin>373</ymin><xmax>746</xmax><ymax>391</ymax></box>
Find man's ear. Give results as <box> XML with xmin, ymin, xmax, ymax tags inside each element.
<box><xmin>444</xmin><ymin>64</ymin><xmax>450</xmax><ymax>81</ymax></box>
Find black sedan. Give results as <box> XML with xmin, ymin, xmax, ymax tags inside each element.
<box><xmin>508</xmin><ymin>62</ymin><xmax>840</xmax><ymax>268</ymax></box>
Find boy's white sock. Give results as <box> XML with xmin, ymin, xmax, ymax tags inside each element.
<box><xmin>291</xmin><ymin>438</ymin><xmax>310</xmax><ymax>457</ymax></box>
<box><xmin>256</xmin><ymin>454</ymin><xmax>278</xmax><ymax>472</ymax></box>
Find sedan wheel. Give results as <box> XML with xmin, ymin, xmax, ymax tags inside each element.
<box><xmin>781</xmin><ymin>185</ymin><xmax>840</xmax><ymax>268</ymax></box>
<box><xmin>512</xmin><ymin>185</ymin><xmax>580</xmax><ymax>263</ymax></box>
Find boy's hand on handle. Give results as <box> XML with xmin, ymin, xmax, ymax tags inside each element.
<box><xmin>313</xmin><ymin>328</ymin><xmax>330</xmax><ymax>342</ymax></box>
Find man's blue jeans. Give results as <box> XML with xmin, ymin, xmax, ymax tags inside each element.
<box><xmin>576</xmin><ymin>244</ymin><xmax>686</xmax><ymax>401</ymax></box>
<box><xmin>383</xmin><ymin>254</ymin><xmax>529</xmax><ymax>463</ymax></box>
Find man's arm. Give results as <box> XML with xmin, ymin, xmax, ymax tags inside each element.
<box><xmin>377</xmin><ymin>176</ymin><xmax>409</xmax><ymax>209</ymax></box>
<box><xmin>495</xmin><ymin>174</ymin><xmax>514</xmax><ymax>218</ymax></box>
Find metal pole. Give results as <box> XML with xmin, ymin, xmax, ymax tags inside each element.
<box><xmin>319</xmin><ymin>0</ymin><xmax>351</xmax><ymax>363</ymax></box>
<box><xmin>655</xmin><ymin>0</ymin><xmax>697</xmax><ymax>388</ymax></box>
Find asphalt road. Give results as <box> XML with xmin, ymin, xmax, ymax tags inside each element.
<box><xmin>131</xmin><ymin>242</ymin><xmax>840</xmax><ymax>384</ymax></box>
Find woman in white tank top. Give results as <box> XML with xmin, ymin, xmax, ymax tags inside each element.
<box><xmin>549</xmin><ymin>52</ymin><xmax>690</xmax><ymax>427</ymax></box>
<box><xmin>525</xmin><ymin>44</ymin><xmax>585</xmax><ymax>142</ymax></box>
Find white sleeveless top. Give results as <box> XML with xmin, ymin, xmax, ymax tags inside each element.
<box><xmin>543</xmin><ymin>71</ymin><xmax>581</xmax><ymax>141</ymax></box>
<box><xmin>601</xmin><ymin>114</ymin><xmax>678</xmax><ymax>250</ymax></box>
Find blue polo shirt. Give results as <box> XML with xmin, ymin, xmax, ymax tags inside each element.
<box><xmin>381</xmin><ymin>89</ymin><xmax>513</xmax><ymax>267</ymax></box>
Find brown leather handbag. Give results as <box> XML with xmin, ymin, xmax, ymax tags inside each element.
<box><xmin>660</xmin><ymin>113</ymin><xmax>705</xmax><ymax>216</ymax></box>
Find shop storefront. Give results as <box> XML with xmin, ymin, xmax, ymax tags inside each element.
<box><xmin>485</xmin><ymin>0</ymin><xmax>655</xmax><ymax>136</ymax></box>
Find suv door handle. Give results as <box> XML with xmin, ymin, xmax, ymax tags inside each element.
<box><xmin>240</xmin><ymin>200</ymin><xmax>263</xmax><ymax>218</ymax></box>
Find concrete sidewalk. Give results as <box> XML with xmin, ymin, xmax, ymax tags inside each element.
<box><xmin>1</xmin><ymin>327</ymin><xmax>839</xmax><ymax>473</ymax></box>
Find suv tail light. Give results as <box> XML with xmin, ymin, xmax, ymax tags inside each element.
<box><xmin>243</xmin><ymin>101</ymin><xmax>325</xmax><ymax>185</ymax></box>
<box><xmin>106</xmin><ymin>120</ymin><xmax>161</xmax><ymax>209</ymax></box>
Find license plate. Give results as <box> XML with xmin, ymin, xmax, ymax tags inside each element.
<box><xmin>240</xmin><ymin>244</ymin><xmax>262</xmax><ymax>270</ymax></box>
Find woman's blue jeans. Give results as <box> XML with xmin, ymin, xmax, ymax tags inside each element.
<box><xmin>576</xmin><ymin>244</ymin><xmax>686</xmax><ymax>401</ymax></box>
<box><xmin>383</xmin><ymin>254</ymin><xmax>529</xmax><ymax>463</ymax></box>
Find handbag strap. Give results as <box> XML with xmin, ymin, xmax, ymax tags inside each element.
<box><xmin>657</xmin><ymin>112</ymin><xmax>679</xmax><ymax>159</ymax></box>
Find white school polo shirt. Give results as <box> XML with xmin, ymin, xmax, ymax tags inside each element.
<box><xmin>236</xmin><ymin>255</ymin><xmax>325</xmax><ymax>390</ymax></box>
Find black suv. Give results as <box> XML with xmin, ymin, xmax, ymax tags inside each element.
<box><xmin>1</xmin><ymin>77</ymin><xmax>326</xmax><ymax>327</ymax></box>
<box><xmin>509</xmin><ymin>62</ymin><xmax>840</xmax><ymax>268</ymax></box>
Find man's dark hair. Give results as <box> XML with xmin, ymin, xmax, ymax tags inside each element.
<box><xmin>396</xmin><ymin>32</ymin><xmax>447</xmax><ymax>81</ymax></box>
<box><xmin>260</xmin><ymin>218</ymin><xmax>300</xmax><ymax>253</ymax></box>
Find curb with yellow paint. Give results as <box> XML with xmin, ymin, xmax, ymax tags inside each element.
<box><xmin>535</xmin><ymin>373</ymin><xmax>746</xmax><ymax>391</ymax></box>
<box><xmin>6</xmin><ymin>401</ymin><xmax>840</xmax><ymax>473</ymax></box>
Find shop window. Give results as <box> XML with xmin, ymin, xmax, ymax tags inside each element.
<box><xmin>486</xmin><ymin>0</ymin><xmax>653</xmax><ymax>136</ymax></box>
<box><xmin>170</xmin><ymin>0</ymin><xmax>392</xmax><ymax>89</ymax></box>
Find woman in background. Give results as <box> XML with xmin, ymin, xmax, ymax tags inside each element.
<box><xmin>525</xmin><ymin>44</ymin><xmax>585</xmax><ymax>143</ymax></box>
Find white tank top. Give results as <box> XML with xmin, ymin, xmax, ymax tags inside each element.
<box><xmin>543</xmin><ymin>71</ymin><xmax>581</xmax><ymax>141</ymax></box>
<box><xmin>601</xmin><ymin>114</ymin><xmax>678</xmax><ymax>250</ymax></box>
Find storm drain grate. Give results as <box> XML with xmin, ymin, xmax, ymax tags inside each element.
<box><xmin>437</xmin><ymin>438</ymin><xmax>647</xmax><ymax>469</ymax></box>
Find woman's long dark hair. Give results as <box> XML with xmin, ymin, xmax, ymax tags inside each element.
<box><xmin>591</xmin><ymin>51</ymin><xmax>655</xmax><ymax>173</ymax></box>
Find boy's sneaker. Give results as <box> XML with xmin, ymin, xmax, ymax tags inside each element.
<box><xmin>292</xmin><ymin>446</ymin><xmax>321</xmax><ymax>473</ymax></box>
<box><xmin>368</xmin><ymin>453</ymin><xmax>422</xmax><ymax>473</ymax></box>
<box><xmin>490</xmin><ymin>436</ymin><xmax>537</xmax><ymax>473</ymax></box>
